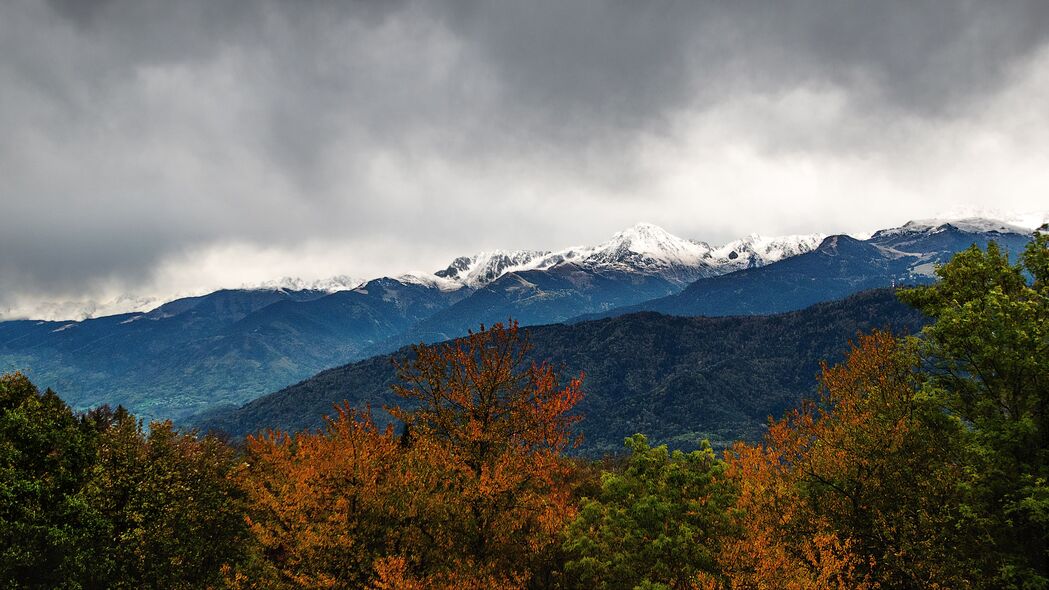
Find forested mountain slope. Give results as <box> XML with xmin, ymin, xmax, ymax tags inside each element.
<box><xmin>199</xmin><ymin>288</ymin><xmax>927</xmax><ymax>454</ymax></box>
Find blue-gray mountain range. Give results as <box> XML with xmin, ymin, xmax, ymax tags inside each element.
<box><xmin>0</xmin><ymin>217</ymin><xmax>1037</xmax><ymax>425</ymax></box>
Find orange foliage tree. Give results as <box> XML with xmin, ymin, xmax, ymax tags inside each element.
<box><xmin>237</xmin><ymin>321</ymin><xmax>585</xmax><ymax>589</ymax></box>
<box><xmin>718</xmin><ymin>331</ymin><xmax>982</xmax><ymax>589</ymax></box>
<box><xmin>237</xmin><ymin>405</ymin><xmax>420</xmax><ymax>589</ymax></box>
<box><xmin>384</xmin><ymin>320</ymin><xmax>585</xmax><ymax>587</ymax></box>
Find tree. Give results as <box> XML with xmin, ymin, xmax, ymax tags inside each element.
<box><xmin>237</xmin><ymin>405</ymin><xmax>412</xmax><ymax>589</ymax></box>
<box><xmin>719</xmin><ymin>332</ymin><xmax>982</xmax><ymax>589</ymax></box>
<box><xmin>0</xmin><ymin>373</ymin><xmax>104</xmax><ymax>588</ymax></box>
<box><xmin>900</xmin><ymin>233</ymin><xmax>1049</xmax><ymax>586</ymax></box>
<box><xmin>387</xmin><ymin>320</ymin><xmax>585</xmax><ymax>586</ymax></box>
<box><xmin>561</xmin><ymin>434</ymin><xmax>736</xmax><ymax>590</ymax></box>
<box><xmin>86</xmin><ymin>407</ymin><xmax>249</xmax><ymax>589</ymax></box>
<box><xmin>1</xmin><ymin>373</ymin><xmax>249</xmax><ymax>589</ymax></box>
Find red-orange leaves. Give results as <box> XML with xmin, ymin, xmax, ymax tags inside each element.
<box><xmin>238</xmin><ymin>321</ymin><xmax>585</xmax><ymax>588</ymax></box>
<box><xmin>389</xmin><ymin>321</ymin><xmax>584</xmax><ymax>584</ymax></box>
<box><xmin>240</xmin><ymin>405</ymin><xmax>405</xmax><ymax>589</ymax></box>
<box><xmin>719</xmin><ymin>331</ymin><xmax>977</xmax><ymax>589</ymax></box>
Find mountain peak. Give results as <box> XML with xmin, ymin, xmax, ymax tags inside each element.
<box><xmin>615</xmin><ymin>221</ymin><xmax>674</xmax><ymax>238</ymax></box>
<box><xmin>581</xmin><ymin>223</ymin><xmax>714</xmax><ymax>271</ymax></box>
<box><xmin>433</xmin><ymin>249</ymin><xmax>551</xmax><ymax>288</ymax></box>
<box><xmin>424</xmin><ymin>222</ymin><xmax>828</xmax><ymax>291</ymax></box>
<box><xmin>708</xmin><ymin>232</ymin><xmax>827</xmax><ymax>271</ymax></box>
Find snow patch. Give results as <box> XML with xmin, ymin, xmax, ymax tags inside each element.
<box><xmin>243</xmin><ymin>275</ymin><xmax>363</xmax><ymax>293</ymax></box>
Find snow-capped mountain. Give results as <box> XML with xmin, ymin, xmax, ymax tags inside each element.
<box><xmin>546</xmin><ymin>222</ymin><xmax>720</xmax><ymax>284</ymax></box>
<box><xmin>871</xmin><ymin>217</ymin><xmax>1035</xmax><ymax>240</ymax></box>
<box><xmin>867</xmin><ymin>216</ymin><xmax>1041</xmax><ymax>272</ymax></box>
<box><xmin>708</xmin><ymin>233</ymin><xmax>828</xmax><ymax>273</ymax></box>
<box><xmin>922</xmin><ymin>207</ymin><xmax>1049</xmax><ymax>232</ymax></box>
<box><xmin>425</xmin><ymin>222</ymin><xmax>826</xmax><ymax>289</ymax></box>
<box><xmin>433</xmin><ymin>250</ymin><xmax>552</xmax><ymax>288</ymax></box>
<box><xmin>585</xmin><ymin>214</ymin><xmax>1039</xmax><ymax>322</ymax></box>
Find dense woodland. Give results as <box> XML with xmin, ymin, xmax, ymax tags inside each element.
<box><xmin>2</xmin><ymin>234</ymin><xmax>1047</xmax><ymax>589</ymax></box>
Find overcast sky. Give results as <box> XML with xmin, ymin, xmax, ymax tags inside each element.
<box><xmin>2</xmin><ymin>0</ymin><xmax>1048</xmax><ymax>318</ymax></box>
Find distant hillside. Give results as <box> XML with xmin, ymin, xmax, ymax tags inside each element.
<box><xmin>0</xmin><ymin>282</ymin><xmax>464</xmax><ymax>422</ymax></box>
<box><xmin>197</xmin><ymin>289</ymin><xmax>927</xmax><ymax>455</ymax></box>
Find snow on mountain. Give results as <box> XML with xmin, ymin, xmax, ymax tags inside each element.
<box><xmin>528</xmin><ymin>223</ymin><xmax>825</xmax><ymax>283</ymax></box>
<box><xmin>878</xmin><ymin>218</ymin><xmax>1033</xmax><ymax>238</ymax></box>
<box><xmin>709</xmin><ymin>233</ymin><xmax>828</xmax><ymax>272</ymax></box>
<box><xmin>393</xmin><ymin>272</ymin><xmax>466</xmax><ymax>292</ymax></box>
<box><xmin>244</xmin><ymin>275</ymin><xmax>363</xmax><ymax>293</ymax></box>
<box><xmin>425</xmin><ymin>222</ymin><xmax>826</xmax><ymax>289</ymax></box>
<box><xmin>433</xmin><ymin>250</ymin><xmax>552</xmax><ymax>288</ymax></box>
<box><xmin>928</xmin><ymin>206</ymin><xmax>1049</xmax><ymax>232</ymax></box>
<box><xmin>555</xmin><ymin>222</ymin><xmax>716</xmax><ymax>273</ymax></box>
<box><xmin>870</xmin><ymin>215</ymin><xmax>1042</xmax><ymax>243</ymax></box>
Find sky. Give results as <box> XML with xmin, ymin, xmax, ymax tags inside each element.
<box><xmin>2</xmin><ymin>0</ymin><xmax>1048</xmax><ymax>319</ymax></box>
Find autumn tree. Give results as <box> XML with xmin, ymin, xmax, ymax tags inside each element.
<box><xmin>237</xmin><ymin>405</ymin><xmax>412</xmax><ymax>589</ymax></box>
<box><xmin>561</xmin><ymin>434</ymin><xmax>736</xmax><ymax>590</ymax></box>
<box><xmin>386</xmin><ymin>320</ymin><xmax>585</xmax><ymax>587</ymax></box>
<box><xmin>900</xmin><ymin>233</ymin><xmax>1049</xmax><ymax>585</ymax></box>
<box><xmin>719</xmin><ymin>332</ymin><xmax>983</xmax><ymax>589</ymax></box>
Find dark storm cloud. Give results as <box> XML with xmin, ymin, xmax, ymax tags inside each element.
<box><xmin>2</xmin><ymin>0</ymin><xmax>1048</xmax><ymax>316</ymax></box>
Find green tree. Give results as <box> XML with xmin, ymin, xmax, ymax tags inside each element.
<box><xmin>0</xmin><ymin>373</ymin><xmax>105</xmax><ymax>588</ymax></box>
<box><xmin>900</xmin><ymin>232</ymin><xmax>1049</xmax><ymax>586</ymax></box>
<box><xmin>86</xmin><ymin>407</ymin><xmax>250</xmax><ymax>589</ymax></box>
<box><xmin>1</xmin><ymin>373</ymin><xmax>249</xmax><ymax>589</ymax></box>
<box><xmin>562</xmin><ymin>434</ymin><xmax>735</xmax><ymax>590</ymax></box>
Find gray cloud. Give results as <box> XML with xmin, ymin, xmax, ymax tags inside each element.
<box><xmin>2</xmin><ymin>0</ymin><xmax>1049</xmax><ymax>317</ymax></box>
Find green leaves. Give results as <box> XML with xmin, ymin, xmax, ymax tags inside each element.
<box><xmin>0</xmin><ymin>373</ymin><xmax>103</xmax><ymax>588</ymax></box>
<box><xmin>562</xmin><ymin>434</ymin><xmax>735</xmax><ymax>590</ymax></box>
<box><xmin>901</xmin><ymin>234</ymin><xmax>1049</xmax><ymax>587</ymax></box>
<box><xmin>0</xmin><ymin>374</ymin><xmax>248</xmax><ymax>589</ymax></box>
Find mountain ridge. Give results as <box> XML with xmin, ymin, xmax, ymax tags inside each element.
<box><xmin>1</xmin><ymin>216</ymin><xmax>1038</xmax><ymax>424</ymax></box>
<box><xmin>196</xmin><ymin>288</ymin><xmax>928</xmax><ymax>454</ymax></box>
